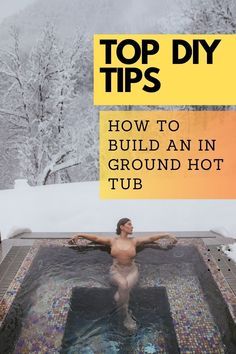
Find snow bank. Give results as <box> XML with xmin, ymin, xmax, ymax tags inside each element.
<box><xmin>222</xmin><ymin>244</ymin><xmax>236</xmax><ymax>263</ymax></box>
<box><xmin>1</xmin><ymin>180</ymin><xmax>236</xmax><ymax>240</ymax></box>
<box><xmin>6</xmin><ymin>226</ymin><xmax>32</xmax><ymax>239</ymax></box>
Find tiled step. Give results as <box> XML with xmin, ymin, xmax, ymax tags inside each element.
<box><xmin>0</xmin><ymin>246</ymin><xmax>31</xmax><ymax>299</ymax></box>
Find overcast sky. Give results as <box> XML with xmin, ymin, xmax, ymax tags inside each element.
<box><xmin>0</xmin><ymin>0</ymin><xmax>185</xmax><ymax>25</ymax></box>
<box><xmin>0</xmin><ymin>0</ymin><xmax>186</xmax><ymax>26</ymax></box>
<box><xmin>0</xmin><ymin>0</ymin><xmax>36</xmax><ymax>24</ymax></box>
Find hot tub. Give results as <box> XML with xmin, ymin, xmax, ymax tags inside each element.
<box><xmin>0</xmin><ymin>240</ymin><xmax>236</xmax><ymax>353</ymax></box>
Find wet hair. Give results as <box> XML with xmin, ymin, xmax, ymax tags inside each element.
<box><xmin>116</xmin><ymin>218</ymin><xmax>131</xmax><ymax>235</ymax></box>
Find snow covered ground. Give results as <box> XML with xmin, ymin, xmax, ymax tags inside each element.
<box><xmin>1</xmin><ymin>180</ymin><xmax>236</xmax><ymax>243</ymax></box>
<box><xmin>1</xmin><ymin>179</ymin><xmax>236</xmax><ymax>260</ymax></box>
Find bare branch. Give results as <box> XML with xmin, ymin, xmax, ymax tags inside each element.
<box><xmin>51</xmin><ymin>158</ymin><xmax>81</xmax><ymax>174</ymax></box>
<box><xmin>0</xmin><ymin>109</ymin><xmax>28</xmax><ymax>120</ymax></box>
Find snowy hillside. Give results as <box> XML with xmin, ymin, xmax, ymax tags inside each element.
<box><xmin>0</xmin><ymin>0</ymin><xmax>186</xmax><ymax>190</ymax></box>
<box><xmin>0</xmin><ymin>0</ymin><xmax>183</xmax><ymax>49</ymax></box>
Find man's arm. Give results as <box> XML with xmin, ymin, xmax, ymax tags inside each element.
<box><xmin>69</xmin><ymin>233</ymin><xmax>112</xmax><ymax>246</ymax></box>
<box><xmin>135</xmin><ymin>233</ymin><xmax>177</xmax><ymax>246</ymax></box>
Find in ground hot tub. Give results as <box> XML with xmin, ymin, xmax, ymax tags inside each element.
<box><xmin>0</xmin><ymin>241</ymin><xmax>236</xmax><ymax>353</ymax></box>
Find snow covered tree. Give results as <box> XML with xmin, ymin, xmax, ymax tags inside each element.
<box><xmin>177</xmin><ymin>0</ymin><xmax>236</xmax><ymax>111</ymax></box>
<box><xmin>181</xmin><ymin>0</ymin><xmax>236</xmax><ymax>33</ymax></box>
<box><xmin>0</xmin><ymin>25</ymin><xmax>85</xmax><ymax>185</ymax></box>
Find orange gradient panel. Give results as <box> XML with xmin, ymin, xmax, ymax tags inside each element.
<box><xmin>100</xmin><ymin>111</ymin><xmax>236</xmax><ymax>199</ymax></box>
